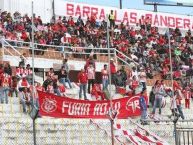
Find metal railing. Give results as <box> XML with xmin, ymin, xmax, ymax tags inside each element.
<box><xmin>2</xmin><ymin>39</ymin><xmax>139</xmax><ymax>67</ymax></box>
<box><xmin>176</xmin><ymin>127</ymin><xmax>193</xmax><ymax>145</ymax></box>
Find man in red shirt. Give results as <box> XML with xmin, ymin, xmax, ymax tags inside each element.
<box><xmin>78</xmin><ymin>69</ymin><xmax>88</xmax><ymax>100</ymax></box>
<box><xmin>110</xmin><ymin>59</ymin><xmax>116</xmax><ymax>84</ymax></box>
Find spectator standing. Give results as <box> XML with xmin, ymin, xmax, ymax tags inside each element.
<box><xmin>175</xmin><ymin>90</ymin><xmax>185</xmax><ymax>120</ymax></box>
<box><xmin>183</xmin><ymin>86</ymin><xmax>191</xmax><ymax>109</ymax></box>
<box><xmin>19</xmin><ymin>53</ymin><xmax>26</xmax><ymax>68</ymax></box>
<box><xmin>152</xmin><ymin>81</ymin><xmax>166</xmax><ymax>115</ymax></box>
<box><xmin>101</xmin><ymin>64</ymin><xmax>109</xmax><ymax>90</ymax></box>
<box><xmin>139</xmin><ymin>91</ymin><xmax>148</xmax><ymax>125</ymax></box>
<box><xmin>139</xmin><ymin>67</ymin><xmax>147</xmax><ymax>92</ymax></box>
<box><xmin>120</xmin><ymin>66</ymin><xmax>127</xmax><ymax>88</ymax></box>
<box><xmin>0</xmin><ymin>73</ymin><xmax>11</xmax><ymax>104</ymax></box>
<box><xmin>130</xmin><ymin>75</ymin><xmax>139</xmax><ymax>95</ymax></box>
<box><xmin>108</xmin><ymin>10</ymin><xmax>115</xmax><ymax>29</ymax></box>
<box><xmin>114</xmin><ymin>70</ymin><xmax>124</xmax><ymax>93</ymax></box>
<box><xmin>16</xmin><ymin>64</ymin><xmax>24</xmax><ymax>79</ymax></box>
<box><xmin>87</xmin><ymin>64</ymin><xmax>95</xmax><ymax>94</ymax></box>
<box><xmin>78</xmin><ymin>69</ymin><xmax>88</xmax><ymax>100</ymax></box>
<box><xmin>10</xmin><ymin>76</ymin><xmax>18</xmax><ymax>97</ymax></box>
<box><xmin>25</xmin><ymin>64</ymin><xmax>33</xmax><ymax>85</ymax></box>
<box><xmin>3</xmin><ymin>62</ymin><xmax>12</xmax><ymax>76</ymax></box>
<box><xmin>169</xmin><ymin>92</ymin><xmax>178</xmax><ymax>118</ymax></box>
<box><xmin>110</xmin><ymin>58</ymin><xmax>116</xmax><ymax>84</ymax></box>
<box><xmin>20</xmin><ymin>87</ymin><xmax>31</xmax><ymax>114</ymax></box>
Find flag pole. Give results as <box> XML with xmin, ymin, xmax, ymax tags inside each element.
<box><xmin>106</xmin><ymin>13</ymin><xmax>114</xmax><ymax>145</ymax></box>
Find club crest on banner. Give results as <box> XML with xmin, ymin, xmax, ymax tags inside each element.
<box><xmin>126</xmin><ymin>96</ymin><xmax>140</xmax><ymax>113</ymax></box>
<box><xmin>41</xmin><ymin>97</ymin><xmax>57</xmax><ymax>113</ymax></box>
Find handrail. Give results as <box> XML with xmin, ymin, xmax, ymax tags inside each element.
<box><xmin>2</xmin><ymin>39</ymin><xmax>27</xmax><ymax>60</ymax></box>
<box><xmin>4</xmin><ymin>39</ymin><xmax>113</xmax><ymax>50</ymax></box>
<box><xmin>114</xmin><ymin>49</ymin><xmax>139</xmax><ymax>66</ymax></box>
<box><xmin>3</xmin><ymin>39</ymin><xmax>139</xmax><ymax>67</ymax></box>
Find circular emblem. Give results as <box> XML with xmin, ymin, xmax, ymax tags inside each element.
<box><xmin>41</xmin><ymin>97</ymin><xmax>57</xmax><ymax>113</ymax></box>
<box><xmin>126</xmin><ymin>96</ymin><xmax>140</xmax><ymax>112</ymax></box>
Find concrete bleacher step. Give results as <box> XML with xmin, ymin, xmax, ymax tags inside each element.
<box><xmin>0</xmin><ymin>104</ymin><xmax>22</xmax><ymax>114</ymax></box>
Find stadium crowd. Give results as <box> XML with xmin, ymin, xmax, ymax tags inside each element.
<box><xmin>0</xmin><ymin>10</ymin><xmax>193</xmax><ymax>119</ymax></box>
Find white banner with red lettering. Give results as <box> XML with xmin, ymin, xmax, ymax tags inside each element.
<box><xmin>38</xmin><ymin>91</ymin><xmax>147</xmax><ymax>119</ymax></box>
<box><xmin>55</xmin><ymin>0</ymin><xmax>193</xmax><ymax>30</ymax></box>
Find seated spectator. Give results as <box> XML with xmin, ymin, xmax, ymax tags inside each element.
<box><xmin>58</xmin><ymin>66</ymin><xmax>72</xmax><ymax>89</ymax></box>
<box><xmin>36</xmin><ymin>82</ymin><xmax>45</xmax><ymax>92</ymax></box>
<box><xmin>91</xmin><ymin>84</ymin><xmax>105</xmax><ymax>100</ymax></box>
<box><xmin>46</xmin><ymin>81</ymin><xmax>54</xmax><ymax>94</ymax></box>
<box><xmin>18</xmin><ymin>76</ymin><xmax>30</xmax><ymax>91</ymax></box>
<box><xmin>58</xmin><ymin>83</ymin><xmax>66</xmax><ymax>96</ymax></box>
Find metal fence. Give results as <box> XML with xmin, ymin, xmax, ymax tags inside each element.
<box><xmin>176</xmin><ymin>127</ymin><xmax>193</xmax><ymax>145</ymax></box>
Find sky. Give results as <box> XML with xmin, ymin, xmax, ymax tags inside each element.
<box><xmin>68</xmin><ymin>0</ymin><xmax>193</xmax><ymax>16</ymax></box>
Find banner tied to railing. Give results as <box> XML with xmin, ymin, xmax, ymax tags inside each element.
<box><xmin>38</xmin><ymin>91</ymin><xmax>147</xmax><ymax>119</ymax></box>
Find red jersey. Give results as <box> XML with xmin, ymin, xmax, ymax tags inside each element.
<box><xmin>1</xmin><ymin>74</ymin><xmax>11</xmax><ymax>87</ymax></box>
<box><xmin>78</xmin><ymin>72</ymin><xmax>88</xmax><ymax>84</ymax></box>
<box><xmin>110</xmin><ymin>62</ymin><xmax>116</xmax><ymax>74</ymax></box>
<box><xmin>131</xmin><ymin>80</ymin><xmax>139</xmax><ymax>90</ymax></box>
<box><xmin>101</xmin><ymin>69</ymin><xmax>108</xmax><ymax>80</ymax></box>
<box><xmin>183</xmin><ymin>90</ymin><xmax>191</xmax><ymax>100</ymax></box>
<box><xmin>16</xmin><ymin>67</ymin><xmax>24</xmax><ymax>77</ymax></box>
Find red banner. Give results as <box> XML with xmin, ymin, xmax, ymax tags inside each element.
<box><xmin>38</xmin><ymin>91</ymin><xmax>147</xmax><ymax>119</ymax></box>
